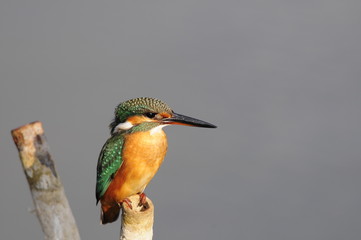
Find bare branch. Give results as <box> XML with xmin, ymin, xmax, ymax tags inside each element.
<box><xmin>11</xmin><ymin>121</ymin><xmax>80</xmax><ymax>240</ymax></box>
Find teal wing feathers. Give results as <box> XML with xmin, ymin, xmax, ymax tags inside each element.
<box><xmin>96</xmin><ymin>134</ymin><xmax>124</xmax><ymax>204</ymax></box>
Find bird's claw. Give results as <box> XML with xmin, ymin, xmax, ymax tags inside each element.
<box><xmin>138</xmin><ymin>193</ymin><xmax>147</xmax><ymax>206</ymax></box>
<box><xmin>122</xmin><ymin>198</ymin><xmax>133</xmax><ymax>209</ymax></box>
<box><xmin>121</xmin><ymin>194</ymin><xmax>149</xmax><ymax>210</ymax></box>
<box><xmin>138</xmin><ymin>193</ymin><xmax>150</xmax><ymax>210</ymax></box>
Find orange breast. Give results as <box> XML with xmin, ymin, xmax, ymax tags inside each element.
<box><xmin>101</xmin><ymin>128</ymin><xmax>168</xmax><ymax>205</ymax></box>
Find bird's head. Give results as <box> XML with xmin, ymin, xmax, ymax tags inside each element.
<box><xmin>110</xmin><ymin>97</ymin><xmax>216</xmax><ymax>134</ymax></box>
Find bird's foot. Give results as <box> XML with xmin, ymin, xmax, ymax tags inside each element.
<box><xmin>138</xmin><ymin>192</ymin><xmax>150</xmax><ymax>210</ymax></box>
<box><xmin>122</xmin><ymin>198</ymin><xmax>133</xmax><ymax>209</ymax></box>
<box><xmin>138</xmin><ymin>193</ymin><xmax>147</xmax><ymax>206</ymax></box>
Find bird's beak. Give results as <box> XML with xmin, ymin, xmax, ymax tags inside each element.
<box><xmin>162</xmin><ymin>112</ymin><xmax>217</xmax><ymax>128</ymax></box>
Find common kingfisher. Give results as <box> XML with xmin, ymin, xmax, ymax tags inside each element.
<box><xmin>96</xmin><ymin>97</ymin><xmax>216</xmax><ymax>224</ymax></box>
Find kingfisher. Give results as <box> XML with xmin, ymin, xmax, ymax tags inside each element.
<box><xmin>96</xmin><ymin>97</ymin><xmax>216</xmax><ymax>224</ymax></box>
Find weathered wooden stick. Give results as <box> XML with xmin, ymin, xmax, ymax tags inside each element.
<box><xmin>11</xmin><ymin>121</ymin><xmax>81</xmax><ymax>240</ymax></box>
<box><xmin>120</xmin><ymin>195</ymin><xmax>154</xmax><ymax>240</ymax></box>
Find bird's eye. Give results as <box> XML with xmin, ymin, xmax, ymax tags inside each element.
<box><xmin>145</xmin><ymin>112</ymin><xmax>157</xmax><ymax>118</ymax></box>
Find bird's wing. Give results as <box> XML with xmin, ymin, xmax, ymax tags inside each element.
<box><xmin>96</xmin><ymin>134</ymin><xmax>124</xmax><ymax>204</ymax></box>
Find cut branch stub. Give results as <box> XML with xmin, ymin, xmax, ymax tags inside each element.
<box><xmin>120</xmin><ymin>195</ymin><xmax>154</xmax><ymax>240</ymax></box>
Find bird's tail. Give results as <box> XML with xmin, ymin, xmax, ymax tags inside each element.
<box><xmin>100</xmin><ymin>203</ymin><xmax>121</xmax><ymax>224</ymax></box>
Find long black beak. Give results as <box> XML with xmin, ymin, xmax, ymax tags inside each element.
<box><xmin>162</xmin><ymin>112</ymin><xmax>217</xmax><ymax>128</ymax></box>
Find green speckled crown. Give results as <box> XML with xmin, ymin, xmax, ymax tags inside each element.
<box><xmin>109</xmin><ymin>97</ymin><xmax>173</xmax><ymax>132</ymax></box>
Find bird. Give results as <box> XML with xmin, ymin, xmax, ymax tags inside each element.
<box><xmin>96</xmin><ymin>97</ymin><xmax>216</xmax><ymax>224</ymax></box>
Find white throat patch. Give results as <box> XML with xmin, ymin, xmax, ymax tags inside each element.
<box><xmin>150</xmin><ymin>124</ymin><xmax>169</xmax><ymax>135</ymax></box>
<box><xmin>113</xmin><ymin>121</ymin><xmax>133</xmax><ymax>134</ymax></box>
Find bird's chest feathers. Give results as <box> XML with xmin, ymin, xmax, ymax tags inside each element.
<box><xmin>118</xmin><ymin>129</ymin><xmax>167</xmax><ymax>193</ymax></box>
<box><xmin>123</xmin><ymin>129</ymin><xmax>168</xmax><ymax>167</ymax></box>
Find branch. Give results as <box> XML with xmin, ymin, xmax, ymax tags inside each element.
<box><xmin>11</xmin><ymin>121</ymin><xmax>80</xmax><ymax>240</ymax></box>
<box><xmin>120</xmin><ymin>195</ymin><xmax>154</xmax><ymax>240</ymax></box>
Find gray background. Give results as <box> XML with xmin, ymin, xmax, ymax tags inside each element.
<box><xmin>1</xmin><ymin>0</ymin><xmax>361</xmax><ymax>239</ymax></box>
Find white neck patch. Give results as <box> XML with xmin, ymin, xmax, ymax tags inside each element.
<box><xmin>113</xmin><ymin>121</ymin><xmax>133</xmax><ymax>134</ymax></box>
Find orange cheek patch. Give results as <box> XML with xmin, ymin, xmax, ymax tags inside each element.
<box><xmin>127</xmin><ymin>115</ymin><xmax>152</xmax><ymax>125</ymax></box>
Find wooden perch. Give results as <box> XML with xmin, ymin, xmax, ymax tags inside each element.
<box><xmin>11</xmin><ymin>121</ymin><xmax>80</xmax><ymax>240</ymax></box>
<box><xmin>120</xmin><ymin>195</ymin><xmax>154</xmax><ymax>240</ymax></box>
